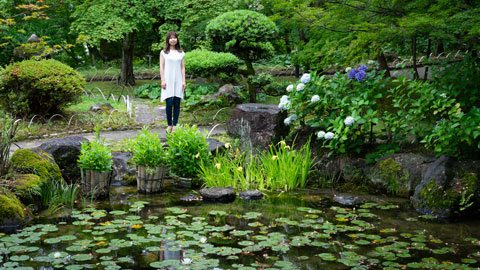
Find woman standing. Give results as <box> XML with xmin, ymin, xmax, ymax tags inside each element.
<box><xmin>160</xmin><ymin>31</ymin><xmax>186</xmax><ymax>133</ymax></box>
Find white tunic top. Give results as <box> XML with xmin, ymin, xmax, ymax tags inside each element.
<box><xmin>160</xmin><ymin>50</ymin><xmax>185</xmax><ymax>101</ymax></box>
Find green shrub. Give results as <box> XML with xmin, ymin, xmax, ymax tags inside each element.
<box><xmin>247</xmin><ymin>72</ymin><xmax>274</xmax><ymax>93</ymax></box>
<box><xmin>133</xmin><ymin>83</ymin><xmax>162</xmax><ymax>100</ymax></box>
<box><xmin>0</xmin><ymin>59</ymin><xmax>85</xmax><ymax>117</ymax></box>
<box><xmin>184</xmin><ymin>49</ymin><xmax>239</xmax><ymax>78</ymax></box>
<box><xmin>125</xmin><ymin>127</ymin><xmax>167</xmax><ymax>168</ymax></box>
<box><xmin>78</xmin><ymin>137</ymin><xmax>113</xmax><ymax>172</ymax></box>
<box><xmin>166</xmin><ymin>125</ymin><xmax>210</xmax><ymax>178</ymax></box>
<box><xmin>263</xmin><ymin>81</ymin><xmax>290</xmax><ymax>96</ymax></box>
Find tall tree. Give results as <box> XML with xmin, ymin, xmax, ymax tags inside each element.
<box><xmin>71</xmin><ymin>0</ymin><xmax>158</xmax><ymax>85</ymax></box>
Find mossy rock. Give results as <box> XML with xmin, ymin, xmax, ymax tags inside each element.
<box><xmin>0</xmin><ymin>186</ymin><xmax>30</xmax><ymax>231</ymax></box>
<box><xmin>8</xmin><ymin>174</ymin><xmax>45</xmax><ymax>205</ymax></box>
<box><xmin>10</xmin><ymin>148</ymin><xmax>63</xmax><ymax>183</ymax></box>
<box><xmin>122</xmin><ymin>174</ymin><xmax>137</xmax><ymax>186</ymax></box>
<box><xmin>370</xmin><ymin>158</ymin><xmax>410</xmax><ymax>197</ymax></box>
<box><xmin>417</xmin><ymin>173</ymin><xmax>478</xmax><ymax>218</ymax></box>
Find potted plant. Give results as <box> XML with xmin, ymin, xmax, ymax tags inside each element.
<box><xmin>77</xmin><ymin>134</ymin><xmax>113</xmax><ymax>199</ymax></box>
<box><xmin>126</xmin><ymin>127</ymin><xmax>167</xmax><ymax>193</ymax></box>
<box><xmin>166</xmin><ymin>125</ymin><xmax>210</xmax><ymax>188</ymax></box>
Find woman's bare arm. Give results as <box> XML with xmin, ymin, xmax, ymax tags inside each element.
<box><xmin>160</xmin><ymin>53</ymin><xmax>166</xmax><ymax>89</ymax></box>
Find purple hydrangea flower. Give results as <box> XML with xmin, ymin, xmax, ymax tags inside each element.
<box><xmin>348</xmin><ymin>68</ymin><xmax>357</xmax><ymax>80</ymax></box>
<box><xmin>358</xmin><ymin>65</ymin><xmax>368</xmax><ymax>72</ymax></box>
<box><xmin>355</xmin><ymin>70</ymin><xmax>366</xmax><ymax>82</ymax></box>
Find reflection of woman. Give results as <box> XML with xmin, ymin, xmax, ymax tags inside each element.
<box><xmin>160</xmin><ymin>31</ymin><xmax>185</xmax><ymax>133</ymax></box>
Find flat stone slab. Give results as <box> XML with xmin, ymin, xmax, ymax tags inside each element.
<box><xmin>200</xmin><ymin>187</ymin><xmax>236</xmax><ymax>203</ymax></box>
<box><xmin>239</xmin><ymin>190</ymin><xmax>263</xmax><ymax>200</ymax></box>
<box><xmin>333</xmin><ymin>194</ymin><xmax>365</xmax><ymax>206</ymax></box>
<box><xmin>153</xmin><ymin>106</ymin><xmax>166</xmax><ymax>121</ymax></box>
<box><xmin>135</xmin><ymin>104</ymin><xmax>154</xmax><ymax>124</ymax></box>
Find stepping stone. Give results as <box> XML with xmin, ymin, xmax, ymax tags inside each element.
<box><xmin>200</xmin><ymin>187</ymin><xmax>236</xmax><ymax>203</ymax></box>
<box><xmin>333</xmin><ymin>194</ymin><xmax>365</xmax><ymax>206</ymax></box>
<box><xmin>135</xmin><ymin>104</ymin><xmax>154</xmax><ymax>124</ymax></box>
<box><xmin>239</xmin><ymin>190</ymin><xmax>263</xmax><ymax>200</ymax></box>
<box><xmin>153</xmin><ymin>106</ymin><xmax>166</xmax><ymax>121</ymax></box>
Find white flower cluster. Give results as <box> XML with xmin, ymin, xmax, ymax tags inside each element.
<box><xmin>284</xmin><ymin>114</ymin><xmax>297</xmax><ymax>125</ymax></box>
<box><xmin>344</xmin><ymin>116</ymin><xmax>355</xmax><ymax>126</ymax></box>
<box><xmin>278</xmin><ymin>95</ymin><xmax>290</xmax><ymax>110</ymax></box>
<box><xmin>296</xmin><ymin>83</ymin><xmax>305</xmax><ymax>91</ymax></box>
<box><xmin>286</xmin><ymin>84</ymin><xmax>294</xmax><ymax>92</ymax></box>
<box><xmin>345</xmin><ymin>67</ymin><xmax>352</xmax><ymax>73</ymax></box>
<box><xmin>311</xmin><ymin>95</ymin><xmax>320</xmax><ymax>103</ymax></box>
<box><xmin>300</xmin><ymin>73</ymin><xmax>311</xmax><ymax>84</ymax></box>
<box><xmin>317</xmin><ymin>130</ymin><xmax>334</xmax><ymax>140</ymax></box>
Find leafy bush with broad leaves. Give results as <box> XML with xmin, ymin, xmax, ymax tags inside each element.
<box><xmin>166</xmin><ymin>125</ymin><xmax>210</xmax><ymax>178</ymax></box>
<box><xmin>77</xmin><ymin>137</ymin><xmax>113</xmax><ymax>172</ymax></box>
<box><xmin>134</xmin><ymin>83</ymin><xmax>162</xmax><ymax>100</ymax></box>
<box><xmin>0</xmin><ymin>59</ymin><xmax>85</xmax><ymax>117</ymax></box>
<box><xmin>283</xmin><ymin>67</ymin><xmax>479</xmax><ymax>158</ymax></box>
<box><xmin>125</xmin><ymin>127</ymin><xmax>167</xmax><ymax>168</ymax></box>
<box><xmin>184</xmin><ymin>49</ymin><xmax>239</xmax><ymax>78</ymax></box>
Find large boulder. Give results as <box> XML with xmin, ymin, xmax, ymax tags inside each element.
<box><xmin>200</xmin><ymin>187</ymin><xmax>236</xmax><ymax>203</ymax></box>
<box><xmin>201</xmin><ymin>84</ymin><xmax>243</xmax><ymax>105</ymax></box>
<box><xmin>226</xmin><ymin>103</ymin><xmax>288</xmax><ymax>149</ymax></box>
<box><xmin>0</xmin><ymin>186</ymin><xmax>31</xmax><ymax>232</ymax></box>
<box><xmin>369</xmin><ymin>154</ymin><xmax>435</xmax><ymax>197</ymax></box>
<box><xmin>206</xmin><ymin>138</ymin><xmax>225</xmax><ymax>156</ymax></box>
<box><xmin>89</xmin><ymin>102</ymin><xmax>114</xmax><ymax>113</ymax></box>
<box><xmin>10</xmin><ymin>148</ymin><xmax>63</xmax><ymax>183</ymax></box>
<box><xmin>36</xmin><ymin>136</ymin><xmax>88</xmax><ymax>183</ymax></box>
<box><xmin>412</xmin><ymin>155</ymin><xmax>480</xmax><ymax>220</ymax></box>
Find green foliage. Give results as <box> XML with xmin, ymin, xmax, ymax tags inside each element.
<box><xmin>183</xmin><ymin>83</ymin><xmax>228</xmax><ymax>111</ymax></box>
<box><xmin>0</xmin><ymin>116</ymin><xmax>18</xmax><ymax>177</ymax></box>
<box><xmin>133</xmin><ymin>83</ymin><xmax>162</xmax><ymax>100</ymax></box>
<box><xmin>372</xmin><ymin>158</ymin><xmax>410</xmax><ymax>196</ymax></box>
<box><xmin>125</xmin><ymin>127</ymin><xmax>167</xmax><ymax>168</ymax></box>
<box><xmin>185</xmin><ymin>49</ymin><xmax>239</xmax><ymax>78</ymax></box>
<box><xmin>200</xmin><ymin>140</ymin><xmax>314</xmax><ymax>191</ymax></box>
<box><xmin>247</xmin><ymin>72</ymin><xmax>274</xmax><ymax>92</ymax></box>
<box><xmin>40</xmin><ymin>178</ymin><xmax>79</xmax><ymax>214</ymax></box>
<box><xmin>166</xmin><ymin>125</ymin><xmax>210</xmax><ymax>178</ymax></box>
<box><xmin>431</xmin><ymin>54</ymin><xmax>480</xmax><ymax>111</ymax></box>
<box><xmin>78</xmin><ymin>136</ymin><xmax>113</xmax><ymax>173</ymax></box>
<box><xmin>0</xmin><ymin>59</ymin><xmax>85</xmax><ymax>117</ymax></box>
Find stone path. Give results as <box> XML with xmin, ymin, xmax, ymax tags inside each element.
<box><xmin>134</xmin><ymin>104</ymin><xmax>166</xmax><ymax>124</ymax></box>
<box><xmin>10</xmin><ymin>125</ymin><xmax>226</xmax><ymax>157</ymax></box>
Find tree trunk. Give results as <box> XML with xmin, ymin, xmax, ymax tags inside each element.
<box><xmin>284</xmin><ymin>32</ymin><xmax>291</xmax><ymax>54</ymax></box>
<box><xmin>424</xmin><ymin>38</ymin><xmax>431</xmax><ymax>81</ymax></box>
<box><xmin>436</xmin><ymin>39</ymin><xmax>444</xmax><ymax>55</ymax></box>
<box><xmin>376</xmin><ymin>51</ymin><xmax>390</xmax><ymax>77</ymax></box>
<box><xmin>120</xmin><ymin>31</ymin><xmax>136</xmax><ymax>86</ymax></box>
<box><xmin>411</xmin><ymin>36</ymin><xmax>419</xmax><ymax>79</ymax></box>
<box><xmin>244</xmin><ymin>59</ymin><xmax>256</xmax><ymax>103</ymax></box>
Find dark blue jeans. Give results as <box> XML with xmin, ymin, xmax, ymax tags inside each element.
<box><xmin>165</xmin><ymin>97</ymin><xmax>181</xmax><ymax>126</ymax></box>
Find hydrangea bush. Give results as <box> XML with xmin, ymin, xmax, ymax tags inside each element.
<box><xmin>280</xmin><ymin>66</ymin><xmax>478</xmax><ymax>158</ymax></box>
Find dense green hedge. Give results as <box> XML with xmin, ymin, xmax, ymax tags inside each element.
<box><xmin>184</xmin><ymin>49</ymin><xmax>239</xmax><ymax>78</ymax></box>
<box><xmin>0</xmin><ymin>59</ymin><xmax>85</xmax><ymax>117</ymax></box>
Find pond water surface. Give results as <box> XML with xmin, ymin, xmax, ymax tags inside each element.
<box><xmin>3</xmin><ymin>185</ymin><xmax>480</xmax><ymax>270</ymax></box>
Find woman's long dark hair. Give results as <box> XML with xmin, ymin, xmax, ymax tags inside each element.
<box><xmin>163</xmin><ymin>31</ymin><xmax>183</xmax><ymax>54</ymax></box>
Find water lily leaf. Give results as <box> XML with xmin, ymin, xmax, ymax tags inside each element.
<box><xmin>109</xmin><ymin>210</ymin><xmax>127</xmax><ymax>216</ymax></box>
<box><xmin>10</xmin><ymin>255</ymin><xmax>30</xmax><ymax>261</ymax></box>
<box><xmin>166</xmin><ymin>207</ymin><xmax>188</xmax><ymax>214</ymax></box>
<box><xmin>96</xmin><ymin>248</ymin><xmax>111</xmax><ymax>254</ymax></box>
<box><xmin>243</xmin><ymin>212</ymin><xmax>262</xmax><ymax>219</ymax></box>
<box><xmin>209</xmin><ymin>210</ymin><xmax>227</xmax><ymax>216</ymax></box>
<box><xmin>231</xmin><ymin>230</ymin><xmax>253</xmax><ymax>237</ymax></box>
<box><xmin>65</xmin><ymin>265</ymin><xmax>84</xmax><ymax>270</ymax></box>
<box><xmin>317</xmin><ymin>253</ymin><xmax>336</xmax><ymax>261</ymax></box>
<box><xmin>72</xmin><ymin>254</ymin><xmax>93</xmax><ymax>261</ymax></box>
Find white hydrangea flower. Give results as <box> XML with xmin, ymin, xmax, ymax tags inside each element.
<box><xmin>311</xmin><ymin>95</ymin><xmax>320</xmax><ymax>103</ymax></box>
<box><xmin>300</xmin><ymin>73</ymin><xmax>311</xmax><ymax>84</ymax></box>
<box><xmin>440</xmin><ymin>93</ymin><xmax>447</xmax><ymax>98</ymax></box>
<box><xmin>289</xmin><ymin>114</ymin><xmax>297</xmax><ymax>121</ymax></box>
<box><xmin>296</xmin><ymin>83</ymin><xmax>305</xmax><ymax>91</ymax></box>
<box><xmin>284</xmin><ymin>117</ymin><xmax>291</xmax><ymax>126</ymax></box>
<box><xmin>278</xmin><ymin>95</ymin><xmax>290</xmax><ymax>110</ymax></box>
<box><xmin>367</xmin><ymin>60</ymin><xmax>376</xmax><ymax>65</ymax></box>
<box><xmin>286</xmin><ymin>84</ymin><xmax>294</xmax><ymax>92</ymax></box>
<box><xmin>317</xmin><ymin>131</ymin><xmax>325</xmax><ymax>139</ymax></box>
<box><xmin>345</xmin><ymin>67</ymin><xmax>352</xmax><ymax>73</ymax></box>
<box><xmin>344</xmin><ymin>116</ymin><xmax>355</xmax><ymax>126</ymax></box>
<box><xmin>324</xmin><ymin>132</ymin><xmax>334</xmax><ymax>140</ymax></box>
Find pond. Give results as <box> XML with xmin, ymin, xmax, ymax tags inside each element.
<box><xmin>2</xmin><ymin>185</ymin><xmax>480</xmax><ymax>270</ymax></box>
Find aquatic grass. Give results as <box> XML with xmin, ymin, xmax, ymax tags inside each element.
<box><xmin>262</xmin><ymin>139</ymin><xmax>314</xmax><ymax>191</ymax></box>
<box><xmin>40</xmin><ymin>178</ymin><xmax>80</xmax><ymax>214</ymax></box>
